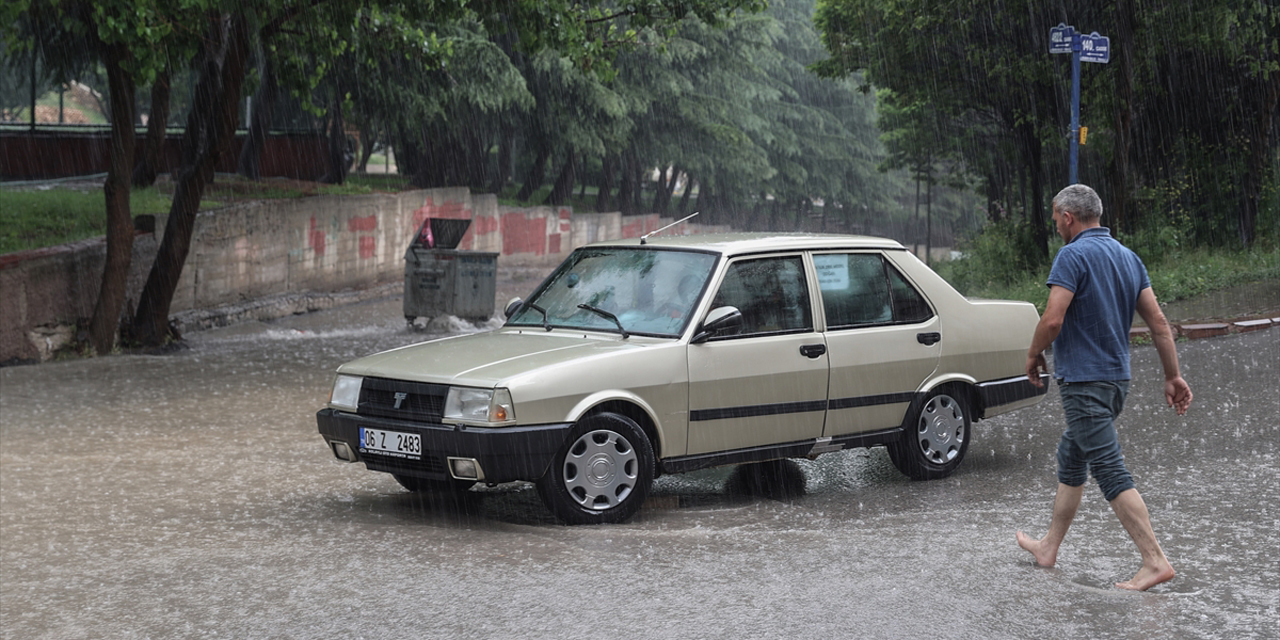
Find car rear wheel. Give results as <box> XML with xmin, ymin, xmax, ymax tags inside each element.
<box><xmin>536</xmin><ymin>412</ymin><xmax>654</xmax><ymax>525</ymax></box>
<box><xmin>888</xmin><ymin>389</ymin><xmax>970</xmax><ymax>480</ymax></box>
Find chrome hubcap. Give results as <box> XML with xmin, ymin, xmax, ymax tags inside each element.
<box><xmin>916</xmin><ymin>394</ymin><xmax>965</xmax><ymax>465</ymax></box>
<box><xmin>563</xmin><ymin>429</ymin><xmax>638</xmax><ymax>510</ymax></box>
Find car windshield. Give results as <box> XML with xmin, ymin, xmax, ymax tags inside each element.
<box><xmin>509</xmin><ymin>247</ymin><xmax>718</xmax><ymax>337</ymax></box>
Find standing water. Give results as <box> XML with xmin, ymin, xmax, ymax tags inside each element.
<box><xmin>1</xmin><ymin>295</ymin><xmax>1277</xmax><ymax>638</ymax></box>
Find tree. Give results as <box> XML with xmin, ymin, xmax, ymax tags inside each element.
<box><xmin>813</xmin><ymin>0</ymin><xmax>1279</xmax><ymax>253</ymax></box>
<box><xmin>5</xmin><ymin>1</ymin><xmax>171</xmax><ymax>354</ymax></box>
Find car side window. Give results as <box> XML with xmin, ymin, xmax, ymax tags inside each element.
<box><xmin>814</xmin><ymin>253</ymin><xmax>893</xmax><ymax>329</ymax></box>
<box><xmin>815</xmin><ymin>252</ymin><xmax>934</xmax><ymax>328</ymax></box>
<box><xmin>887</xmin><ymin>264</ymin><xmax>934</xmax><ymax>323</ymax></box>
<box><xmin>710</xmin><ymin>256</ymin><xmax>812</xmax><ymax>337</ymax></box>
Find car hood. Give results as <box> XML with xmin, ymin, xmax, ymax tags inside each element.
<box><xmin>335</xmin><ymin>329</ymin><xmax>656</xmax><ymax>387</ymax></box>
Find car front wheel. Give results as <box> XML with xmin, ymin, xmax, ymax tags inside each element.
<box><xmin>536</xmin><ymin>412</ymin><xmax>655</xmax><ymax>525</ymax></box>
<box><xmin>888</xmin><ymin>389</ymin><xmax>971</xmax><ymax>480</ymax></box>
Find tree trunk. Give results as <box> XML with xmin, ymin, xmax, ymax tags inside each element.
<box><xmin>632</xmin><ymin>155</ymin><xmax>645</xmax><ymax>213</ymax></box>
<box><xmin>488</xmin><ymin>122</ymin><xmax>515</xmax><ymax>193</ymax></box>
<box><xmin>925</xmin><ymin>173</ymin><xmax>934</xmax><ymax>267</ymax></box>
<box><xmin>88</xmin><ymin>42</ymin><xmax>138</xmax><ymax>355</ymax></box>
<box><xmin>616</xmin><ymin>153</ymin><xmax>636</xmax><ymax>214</ymax></box>
<box><xmin>544</xmin><ymin>150</ymin><xmax>576</xmax><ymax>206</ymax></box>
<box><xmin>1109</xmin><ymin>0</ymin><xmax>1137</xmax><ymax>236</ymax></box>
<box><xmin>356</xmin><ymin>123</ymin><xmax>378</xmax><ymax>173</ymax></box>
<box><xmin>677</xmin><ymin>175</ymin><xmax>695</xmax><ymax>215</ymax></box>
<box><xmin>322</xmin><ymin>90</ymin><xmax>347</xmax><ymax>185</ymax></box>
<box><xmin>1018</xmin><ymin>123</ymin><xmax>1048</xmax><ymax>258</ymax></box>
<box><xmin>1238</xmin><ymin>73</ymin><xmax>1278</xmax><ymax>248</ymax></box>
<box><xmin>912</xmin><ymin>176</ymin><xmax>921</xmax><ymax>257</ymax></box>
<box><xmin>595</xmin><ymin>155</ymin><xmax>615</xmax><ymax>211</ymax></box>
<box><xmin>237</xmin><ymin>48</ymin><xmax>276</xmax><ymax>180</ymax></box>
<box><xmin>132</xmin><ymin>66</ymin><xmax>170</xmax><ymax>188</ymax></box>
<box><xmin>129</xmin><ymin>13</ymin><xmax>251</xmax><ymax>347</ymax></box>
<box><xmin>515</xmin><ymin>146</ymin><xmax>549</xmax><ymax>202</ymax></box>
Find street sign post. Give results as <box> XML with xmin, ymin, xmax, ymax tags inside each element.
<box><xmin>1050</xmin><ymin>23</ymin><xmax>1109</xmax><ymax>184</ymax></box>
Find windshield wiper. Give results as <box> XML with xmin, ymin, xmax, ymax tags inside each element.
<box><xmin>577</xmin><ymin>304</ymin><xmax>630</xmax><ymax>339</ymax></box>
<box><xmin>527</xmin><ymin>303</ymin><xmax>552</xmax><ymax>332</ymax></box>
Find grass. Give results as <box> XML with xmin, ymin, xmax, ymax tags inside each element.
<box><xmin>936</xmin><ymin>237</ymin><xmax>1280</xmax><ymax>313</ymax></box>
<box><xmin>0</xmin><ymin>187</ymin><xmax>173</xmax><ymax>254</ymax></box>
<box><xmin>0</xmin><ymin>172</ymin><xmax>422</xmax><ymax>254</ymax></box>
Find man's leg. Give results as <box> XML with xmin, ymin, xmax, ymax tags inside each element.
<box><xmin>1016</xmin><ymin>482</ymin><xmax>1084</xmax><ymax>567</ymax></box>
<box><xmin>1110</xmin><ymin>488</ymin><xmax>1175</xmax><ymax>590</ymax></box>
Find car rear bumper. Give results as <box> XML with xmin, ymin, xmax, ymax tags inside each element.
<box><xmin>316</xmin><ymin>408</ymin><xmax>572</xmax><ymax>484</ymax></box>
<box><xmin>977</xmin><ymin>373</ymin><xmax>1050</xmax><ymax>418</ymax></box>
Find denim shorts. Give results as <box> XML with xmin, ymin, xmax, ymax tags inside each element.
<box><xmin>1056</xmin><ymin>380</ymin><xmax>1135</xmax><ymax>501</ymax></box>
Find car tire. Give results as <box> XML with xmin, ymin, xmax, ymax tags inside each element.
<box><xmin>393</xmin><ymin>474</ymin><xmax>475</xmax><ymax>493</ymax></box>
<box><xmin>888</xmin><ymin>389</ymin><xmax>971</xmax><ymax>481</ymax></box>
<box><xmin>535</xmin><ymin>412</ymin><xmax>655</xmax><ymax>525</ymax></box>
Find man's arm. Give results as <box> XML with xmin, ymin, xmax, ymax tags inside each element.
<box><xmin>1026</xmin><ymin>285</ymin><xmax>1075</xmax><ymax>387</ymax></box>
<box><xmin>1135</xmin><ymin>287</ymin><xmax>1193</xmax><ymax>415</ymax></box>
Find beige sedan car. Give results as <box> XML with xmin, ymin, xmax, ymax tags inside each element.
<box><xmin>317</xmin><ymin>233</ymin><xmax>1047</xmax><ymax>524</ymax></box>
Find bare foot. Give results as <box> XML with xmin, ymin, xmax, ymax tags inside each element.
<box><xmin>1016</xmin><ymin>530</ymin><xmax>1058</xmax><ymax>567</ymax></box>
<box><xmin>1116</xmin><ymin>563</ymin><xmax>1175</xmax><ymax>591</ymax></box>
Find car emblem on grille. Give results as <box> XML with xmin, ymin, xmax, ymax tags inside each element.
<box><xmin>393</xmin><ymin>392</ymin><xmax>409</xmax><ymax>409</ymax></box>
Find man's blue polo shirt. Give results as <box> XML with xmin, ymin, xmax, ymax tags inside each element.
<box><xmin>1046</xmin><ymin>226</ymin><xmax>1151</xmax><ymax>382</ymax></box>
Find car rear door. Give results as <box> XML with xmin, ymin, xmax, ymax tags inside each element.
<box><xmin>813</xmin><ymin>251</ymin><xmax>940</xmax><ymax>436</ymax></box>
<box><xmin>686</xmin><ymin>254</ymin><xmax>829</xmax><ymax>455</ymax></box>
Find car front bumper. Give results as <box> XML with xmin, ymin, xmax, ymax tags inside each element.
<box><xmin>316</xmin><ymin>408</ymin><xmax>572</xmax><ymax>484</ymax></box>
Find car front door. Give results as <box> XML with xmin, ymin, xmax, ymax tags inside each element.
<box><xmin>814</xmin><ymin>251</ymin><xmax>941</xmax><ymax>436</ymax></box>
<box><xmin>686</xmin><ymin>254</ymin><xmax>829</xmax><ymax>455</ymax></box>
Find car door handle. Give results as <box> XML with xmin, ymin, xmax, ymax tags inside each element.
<box><xmin>917</xmin><ymin>332</ymin><xmax>941</xmax><ymax>346</ymax></box>
<box><xmin>800</xmin><ymin>343</ymin><xmax>827</xmax><ymax>358</ymax></box>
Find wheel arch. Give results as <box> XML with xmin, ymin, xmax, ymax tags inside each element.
<box><xmin>571</xmin><ymin>394</ymin><xmax>664</xmax><ymax>468</ymax></box>
<box><xmin>919</xmin><ymin>374</ymin><xmax>985</xmax><ymax>421</ymax></box>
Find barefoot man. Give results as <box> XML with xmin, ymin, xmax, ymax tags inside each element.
<box><xmin>1017</xmin><ymin>184</ymin><xmax>1192</xmax><ymax>591</ymax></box>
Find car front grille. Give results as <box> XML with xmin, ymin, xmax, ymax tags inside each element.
<box><xmin>358</xmin><ymin>377</ymin><xmax>449</xmax><ymax>422</ymax></box>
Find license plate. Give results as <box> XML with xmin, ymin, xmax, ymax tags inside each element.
<box><xmin>359</xmin><ymin>427</ymin><xmax>422</xmax><ymax>459</ymax></box>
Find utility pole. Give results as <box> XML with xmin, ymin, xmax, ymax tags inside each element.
<box><xmin>1050</xmin><ymin>24</ymin><xmax>1110</xmax><ymax>184</ymax></box>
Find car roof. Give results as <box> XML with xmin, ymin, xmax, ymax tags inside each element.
<box><xmin>586</xmin><ymin>232</ymin><xmax>907</xmax><ymax>255</ymax></box>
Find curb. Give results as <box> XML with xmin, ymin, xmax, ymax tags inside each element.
<box><xmin>1129</xmin><ymin>316</ymin><xmax>1280</xmax><ymax>344</ymax></box>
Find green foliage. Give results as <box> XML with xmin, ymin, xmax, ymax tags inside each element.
<box><xmin>938</xmin><ymin>219</ymin><xmax>1280</xmax><ymax>312</ymax></box>
<box><xmin>1145</xmin><ymin>244</ymin><xmax>1280</xmax><ymax>303</ymax></box>
<box><xmin>814</xmin><ymin>0</ymin><xmax>1280</xmax><ymax>251</ymax></box>
<box><xmin>935</xmin><ymin>219</ymin><xmax>1052</xmax><ymax>302</ymax></box>
<box><xmin>0</xmin><ymin>187</ymin><xmax>171</xmax><ymax>254</ymax></box>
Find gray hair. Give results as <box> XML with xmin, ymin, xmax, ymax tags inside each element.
<box><xmin>1053</xmin><ymin>184</ymin><xmax>1103</xmax><ymax>222</ymax></box>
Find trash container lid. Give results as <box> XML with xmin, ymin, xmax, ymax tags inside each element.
<box><xmin>412</xmin><ymin>218</ymin><xmax>473</xmax><ymax>250</ymax></box>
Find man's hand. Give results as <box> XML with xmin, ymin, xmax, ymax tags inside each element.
<box><xmin>1166</xmin><ymin>376</ymin><xmax>1192</xmax><ymax>415</ymax></box>
<box><xmin>1026</xmin><ymin>352</ymin><xmax>1048</xmax><ymax>388</ymax></box>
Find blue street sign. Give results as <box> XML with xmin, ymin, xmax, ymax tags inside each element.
<box><xmin>1048</xmin><ymin>23</ymin><xmax>1109</xmax><ymax>183</ymax></box>
<box><xmin>1079</xmin><ymin>32</ymin><xmax>1111</xmax><ymax>63</ymax></box>
<box><xmin>1049</xmin><ymin>24</ymin><xmax>1073</xmax><ymax>54</ymax></box>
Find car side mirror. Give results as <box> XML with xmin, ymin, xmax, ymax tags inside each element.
<box><xmin>504</xmin><ymin>297</ymin><xmax>524</xmax><ymax>319</ymax></box>
<box><xmin>692</xmin><ymin>306</ymin><xmax>742</xmax><ymax>344</ymax></box>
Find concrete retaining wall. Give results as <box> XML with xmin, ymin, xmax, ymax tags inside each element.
<box><xmin>1</xmin><ymin>187</ymin><xmax>730</xmax><ymax>364</ymax></box>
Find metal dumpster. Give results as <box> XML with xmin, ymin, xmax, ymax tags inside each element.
<box><xmin>403</xmin><ymin>218</ymin><xmax>499</xmax><ymax>325</ymax></box>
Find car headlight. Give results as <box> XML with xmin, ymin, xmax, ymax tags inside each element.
<box><xmin>444</xmin><ymin>387</ymin><xmax>516</xmax><ymax>426</ymax></box>
<box><xmin>329</xmin><ymin>374</ymin><xmax>363</xmax><ymax>411</ymax></box>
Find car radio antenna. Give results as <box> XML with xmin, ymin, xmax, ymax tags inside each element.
<box><xmin>640</xmin><ymin>212</ymin><xmax>700</xmax><ymax>245</ymax></box>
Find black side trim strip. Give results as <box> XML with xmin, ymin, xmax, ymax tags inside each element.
<box><xmin>690</xmin><ymin>400</ymin><xmax>827</xmax><ymax>422</ymax></box>
<box><xmin>979</xmin><ymin>374</ymin><xmax>1049</xmax><ymax>409</ymax></box>
<box><xmin>691</xmin><ymin>392</ymin><xmax>918</xmax><ymax>422</ymax></box>
<box><xmin>661</xmin><ymin>428</ymin><xmax>903</xmax><ymax>474</ymax></box>
<box><xmin>828</xmin><ymin>392</ymin><xmax>917</xmax><ymax>410</ymax></box>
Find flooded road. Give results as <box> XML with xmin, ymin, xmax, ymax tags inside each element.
<box><xmin>2</xmin><ymin>296</ymin><xmax>1277</xmax><ymax>639</ymax></box>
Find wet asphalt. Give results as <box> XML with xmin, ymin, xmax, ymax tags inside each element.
<box><xmin>1</xmin><ymin>296</ymin><xmax>1277</xmax><ymax>639</ymax></box>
